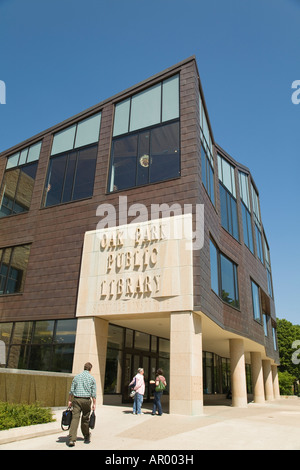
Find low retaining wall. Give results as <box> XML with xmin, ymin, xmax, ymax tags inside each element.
<box><xmin>0</xmin><ymin>368</ymin><xmax>74</xmax><ymax>407</ymax></box>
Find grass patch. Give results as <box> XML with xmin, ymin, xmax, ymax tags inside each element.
<box><xmin>0</xmin><ymin>402</ymin><xmax>55</xmax><ymax>431</ymax></box>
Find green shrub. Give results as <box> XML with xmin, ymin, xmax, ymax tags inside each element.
<box><xmin>0</xmin><ymin>402</ymin><xmax>55</xmax><ymax>430</ymax></box>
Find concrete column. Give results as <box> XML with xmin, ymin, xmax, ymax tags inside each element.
<box><xmin>272</xmin><ymin>364</ymin><xmax>281</xmax><ymax>399</ymax></box>
<box><xmin>72</xmin><ymin>316</ymin><xmax>109</xmax><ymax>404</ymax></box>
<box><xmin>169</xmin><ymin>311</ymin><xmax>203</xmax><ymax>415</ymax></box>
<box><xmin>262</xmin><ymin>359</ymin><xmax>274</xmax><ymax>401</ymax></box>
<box><xmin>250</xmin><ymin>352</ymin><xmax>265</xmax><ymax>404</ymax></box>
<box><xmin>230</xmin><ymin>339</ymin><xmax>247</xmax><ymax>408</ymax></box>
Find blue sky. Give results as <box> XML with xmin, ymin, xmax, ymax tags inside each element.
<box><xmin>0</xmin><ymin>0</ymin><xmax>299</xmax><ymax>324</ymax></box>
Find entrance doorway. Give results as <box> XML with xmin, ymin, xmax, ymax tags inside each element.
<box><xmin>104</xmin><ymin>324</ymin><xmax>170</xmax><ymax>404</ymax></box>
<box><xmin>123</xmin><ymin>350</ymin><xmax>158</xmax><ymax>402</ymax></box>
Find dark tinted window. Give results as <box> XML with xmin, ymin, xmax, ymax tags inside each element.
<box><xmin>109</xmin><ymin>121</ymin><xmax>180</xmax><ymax>191</ymax></box>
<box><xmin>220</xmin><ymin>253</ymin><xmax>239</xmax><ymax>308</ymax></box>
<box><xmin>44</xmin><ymin>144</ymin><xmax>97</xmax><ymax>207</ymax></box>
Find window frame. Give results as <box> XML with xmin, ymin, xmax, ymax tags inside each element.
<box><xmin>209</xmin><ymin>238</ymin><xmax>240</xmax><ymax>310</ymax></box>
<box><xmin>44</xmin><ymin>142</ymin><xmax>98</xmax><ymax>208</ymax></box>
<box><xmin>219</xmin><ymin>181</ymin><xmax>239</xmax><ymax>241</ymax></box>
<box><xmin>108</xmin><ymin>118</ymin><xmax>181</xmax><ymax>193</ymax></box>
<box><xmin>251</xmin><ymin>279</ymin><xmax>262</xmax><ymax>323</ymax></box>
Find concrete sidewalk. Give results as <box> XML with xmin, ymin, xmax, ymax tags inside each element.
<box><xmin>1</xmin><ymin>397</ymin><xmax>300</xmax><ymax>450</ymax></box>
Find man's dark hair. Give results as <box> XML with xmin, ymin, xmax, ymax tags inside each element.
<box><xmin>84</xmin><ymin>362</ymin><xmax>93</xmax><ymax>371</ymax></box>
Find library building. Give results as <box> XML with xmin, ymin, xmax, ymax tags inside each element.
<box><xmin>0</xmin><ymin>57</ymin><xmax>280</xmax><ymax>415</ymax></box>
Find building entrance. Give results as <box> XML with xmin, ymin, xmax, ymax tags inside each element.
<box><xmin>123</xmin><ymin>349</ymin><xmax>159</xmax><ymax>403</ymax></box>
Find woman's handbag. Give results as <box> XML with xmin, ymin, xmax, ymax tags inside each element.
<box><xmin>61</xmin><ymin>407</ymin><xmax>72</xmax><ymax>431</ymax></box>
<box><xmin>89</xmin><ymin>410</ymin><xmax>96</xmax><ymax>429</ymax></box>
<box><xmin>155</xmin><ymin>380</ymin><xmax>166</xmax><ymax>392</ymax></box>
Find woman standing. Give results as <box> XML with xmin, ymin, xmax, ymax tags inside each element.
<box><xmin>151</xmin><ymin>368</ymin><xmax>167</xmax><ymax>416</ymax></box>
<box><xmin>129</xmin><ymin>368</ymin><xmax>145</xmax><ymax>415</ymax></box>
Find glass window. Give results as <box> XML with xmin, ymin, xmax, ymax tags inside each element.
<box><xmin>255</xmin><ymin>224</ymin><xmax>264</xmax><ymax>263</ymax></box>
<box><xmin>199</xmin><ymin>92</ymin><xmax>213</xmax><ymax>167</ymax></box>
<box><xmin>134</xmin><ymin>331</ymin><xmax>150</xmax><ymax>351</ymax></box>
<box><xmin>54</xmin><ymin>319</ymin><xmax>77</xmax><ymax>344</ymax></box>
<box><xmin>107</xmin><ymin>324</ymin><xmax>124</xmax><ymax>349</ymax></box>
<box><xmin>220</xmin><ymin>254</ymin><xmax>239</xmax><ymax>308</ymax></box>
<box><xmin>201</xmin><ymin>145</ymin><xmax>215</xmax><ymax>205</ymax></box>
<box><xmin>272</xmin><ymin>327</ymin><xmax>277</xmax><ymax>350</ymax></box>
<box><xmin>251</xmin><ymin>183</ymin><xmax>261</xmax><ymax>225</ymax></box>
<box><xmin>130</xmin><ymin>83</ymin><xmax>161</xmax><ymax>132</ymax></box>
<box><xmin>27</xmin><ymin>142</ymin><xmax>42</xmax><ymax>163</ymax></box>
<box><xmin>149</xmin><ymin>121</ymin><xmax>180</xmax><ymax>183</ymax></box>
<box><xmin>162</xmin><ymin>75</ymin><xmax>179</xmax><ymax>122</ymax></box>
<box><xmin>125</xmin><ymin>328</ymin><xmax>133</xmax><ymax>348</ymax></box>
<box><xmin>113</xmin><ymin>74</ymin><xmax>179</xmax><ymax>138</ymax></box>
<box><xmin>263</xmin><ymin>314</ymin><xmax>269</xmax><ymax>336</ymax></box>
<box><xmin>74</xmin><ymin>113</ymin><xmax>101</xmax><ymax>149</ymax></box>
<box><xmin>159</xmin><ymin>338</ymin><xmax>170</xmax><ymax>358</ymax></box>
<box><xmin>109</xmin><ymin>121</ymin><xmax>179</xmax><ymax>192</ymax></box>
<box><xmin>44</xmin><ymin>144</ymin><xmax>97</xmax><ymax>207</ymax></box>
<box><xmin>239</xmin><ymin>171</ymin><xmax>250</xmax><ymax>210</ymax></box>
<box><xmin>0</xmin><ymin>245</ymin><xmax>30</xmax><ymax>295</ymax></box>
<box><xmin>210</xmin><ymin>240</ymin><xmax>219</xmax><ymax>294</ymax></box>
<box><xmin>241</xmin><ymin>202</ymin><xmax>254</xmax><ymax>253</ymax></box>
<box><xmin>32</xmin><ymin>320</ymin><xmax>55</xmax><ymax>344</ymax></box>
<box><xmin>251</xmin><ymin>280</ymin><xmax>261</xmax><ymax>322</ymax></box>
<box><xmin>51</xmin><ymin>125</ymin><xmax>76</xmax><ymax>156</ymax></box>
<box><xmin>51</xmin><ymin>113</ymin><xmax>101</xmax><ymax>156</ymax></box>
<box><xmin>104</xmin><ymin>348</ymin><xmax>123</xmax><ymax>393</ymax></box>
<box><xmin>11</xmin><ymin>322</ymin><xmax>33</xmax><ymax>344</ymax></box>
<box><xmin>113</xmin><ymin>98</ymin><xmax>130</xmax><ymax>137</ymax></box>
<box><xmin>218</xmin><ymin>155</ymin><xmax>236</xmax><ymax>197</ymax></box>
<box><xmin>219</xmin><ymin>183</ymin><xmax>239</xmax><ymax>241</ymax></box>
<box><xmin>0</xmin><ymin>162</ymin><xmax>38</xmax><ymax>217</ymax></box>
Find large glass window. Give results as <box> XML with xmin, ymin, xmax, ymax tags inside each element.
<box><xmin>218</xmin><ymin>155</ymin><xmax>239</xmax><ymax>240</ymax></box>
<box><xmin>51</xmin><ymin>113</ymin><xmax>101</xmax><ymax>156</ymax></box>
<box><xmin>109</xmin><ymin>75</ymin><xmax>180</xmax><ymax>192</ymax></box>
<box><xmin>0</xmin><ymin>245</ymin><xmax>30</xmax><ymax>295</ymax></box>
<box><xmin>44</xmin><ymin>113</ymin><xmax>101</xmax><ymax>207</ymax></box>
<box><xmin>209</xmin><ymin>239</ymin><xmax>239</xmax><ymax>308</ymax></box>
<box><xmin>219</xmin><ymin>184</ymin><xmax>239</xmax><ymax>240</ymax></box>
<box><xmin>220</xmin><ymin>254</ymin><xmax>239</xmax><ymax>308</ymax></box>
<box><xmin>109</xmin><ymin>121</ymin><xmax>180</xmax><ymax>192</ymax></box>
<box><xmin>4</xmin><ymin>318</ymin><xmax>77</xmax><ymax>372</ymax></box>
<box><xmin>0</xmin><ymin>142</ymin><xmax>41</xmax><ymax>217</ymax></box>
<box><xmin>251</xmin><ymin>280</ymin><xmax>261</xmax><ymax>322</ymax></box>
<box><xmin>44</xmin><ymin>145</ymin><xmax>98</xmax><ymax>206</ymax></box>
<box><xmin>113</xmin><ymin>75</ymin><xmax>179</xmax><ymax>137</ymax></box>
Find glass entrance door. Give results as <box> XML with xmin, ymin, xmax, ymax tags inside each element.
<box><xmin>122</xmin><ymin>350</ymin><xmax>156</xmax><ymax>403</ymax></box>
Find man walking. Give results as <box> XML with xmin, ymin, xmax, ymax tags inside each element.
<box><xmin>68</xmin><ymin>362</ymin><xmax>96</xmax><ymax>447</ymax></box>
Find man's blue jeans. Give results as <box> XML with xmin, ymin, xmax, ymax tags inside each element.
<box><xmin>133</xmin><ymin>392</ymin><xmax>143</xmax><ymax>414</ymax></box>
<box><xmin>152</xmin><ymin>391</ymin><xmax>163</xmax><ymax>415</ymax></box>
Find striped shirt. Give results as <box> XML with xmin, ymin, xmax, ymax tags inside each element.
<box><xmin>70</xmin><ymin>370</ymin><xmax>97</xmax><ymax>398</ymax></box>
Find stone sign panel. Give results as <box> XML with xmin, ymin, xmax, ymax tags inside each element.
<box><xmin>76</xmin><ymin>214</ymin><xmax>193</xmax><ymax>317</ymax></box>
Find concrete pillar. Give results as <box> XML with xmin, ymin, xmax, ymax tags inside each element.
<box><xmin>262</xmin><ymin>359</ymin><xmax>274</xmax><ymax>401</ymax></box>
<box><xmin>250</xmin><ymin>352</ymin><xmax>265</xmax><ymax>404</ymax></box>
<box><xmin>72</xmin><ymin>316</ymin><xmax>109</xmax><ymax>404</ymax></box>
<box><xmin>272</xmin><ymin>364</ymin><xmax>281</xmax><ymax>399</ymax></box>
<box><xmin>169</xmin><ymin>311</ymin><xmax>203</xmax><ymax>415</ymax></box>
<box><xmin>230</xmin><ymin>339</ymin><xmax>247</xmax><ymax>408</ymax></box>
